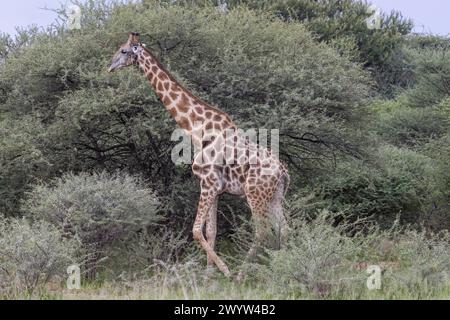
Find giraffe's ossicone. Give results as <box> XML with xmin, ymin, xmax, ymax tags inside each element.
<box><xmin>109</xmin><ymin>33</ymin><xmax>290</xmax><ymax>280</ymax></box>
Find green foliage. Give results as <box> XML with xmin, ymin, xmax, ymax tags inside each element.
<box><xmin>0</xmin><ymin>0</ymin><xmax>449</xmax><ymax>300</ymax></box>
<box><xmin>374</xmin><ymin>104</ymin><xmax>449</xmax><ymax>148</ymax></box>
<box><xmin>0</xmin><ymin>116</ymin><xmax>51</xmax><ymax>215</ymax></box>
<box><xmin>226</xmin><ymin>0</ymin><xmax>413</xmax><ymax>94</ymax></box>
<box><xmin>254</xmin><ymin>210</ymin><xmax>360</xmax><ymax>297</ymax></box>
<box><xmin>318</xmin><ymin>145</ymin><xmax>440</xmax><ymax>226</ymax></box>
<box><xmin>0</xmin><ymin>27</ymin><xmax>42</xmax><ymax>61</ymax></box>
<box><xmin>421</xmin><ymin>134</ymin><xmax>450</xmax><ymax>230</ymax></box>
<box><xmin>246</xmin><ymin>210</ymin><xmax>450</xmax><ymax>298</ymax></box>
<box><xmin>22</xmin><ymin>171</ymin><xmax>161</xmax><ymax>276</ymax></box>
<box><xmin>390</xmin><ymin>229</ymin><xmax>450</xmax><ymax>289</ymax></box>
<box><xmin>0</xmin><ymin>1</ymin><xmax>370</xmax><ymax>217</ymax></box>
<box><xmin>406</xmin><ymin>34</ymin><xmax>450</xmax><ymax>51</ymax></box>
<box><xmin>0</xmin><ymin>218</ymin><xmax>78</xmax><ymax>298</ymax></box>
<box><xmin>109</xmin><ymin>227</ymin><xmax>195</xmax><ymax>280</ymax></box>
<box><xmin>405</xmin><ymin>48</ymin><xmax>450</xmax><ymax>108</ymax></box>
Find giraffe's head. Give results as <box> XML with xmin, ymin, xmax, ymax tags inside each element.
<box><xmin>108</xmin><ymin>32</ymin><xmax>143</xmax><ymax>72</ymax></box>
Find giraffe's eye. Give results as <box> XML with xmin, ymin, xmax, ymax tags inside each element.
<box><xmin>121</xmin><ymin>50</ymin><xmax>127</xmax><ymax>54</ymax></box>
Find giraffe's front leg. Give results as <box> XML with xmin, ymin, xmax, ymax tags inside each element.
<box><xmin>206</xmin><ymin>197</ymin><xmax>218</xmax><ymax>268</ymax></box>
<box><xmin>193</xmin><ymin>190</ymin><xmax>230</xmax><ymax>277</ymax></box>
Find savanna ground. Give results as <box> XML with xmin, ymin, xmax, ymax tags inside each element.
<box><xmin>0</xmin><ymin>0</ymin><xmax>449</xmax><ymax>300</ymax></box>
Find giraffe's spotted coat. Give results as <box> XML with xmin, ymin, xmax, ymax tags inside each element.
<box><xmin>109</xmin><ymin>33</ymin><xmax>290</xmax><ymax>279</ymax></box>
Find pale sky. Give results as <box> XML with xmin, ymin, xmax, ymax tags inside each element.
<box><xmin>0</xmin><ymin>0</ymin><xmax>448</xmax><ymax>36</ymax></box>
<box><xmin>371</xmin><ymin>0</ymin><xmax>449</xmax><ymax>35</ymax></box>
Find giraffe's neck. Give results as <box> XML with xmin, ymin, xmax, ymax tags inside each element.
<box><xmin>136</xmin><ymin>49</ymin><xmax>236</xmax><ymax>139</ymax></box>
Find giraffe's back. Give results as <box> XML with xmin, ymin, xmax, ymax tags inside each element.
<box><xmin>192</xmin><ymin>130</ymin><xmax>287</xmax><ymax>200</ymax></box>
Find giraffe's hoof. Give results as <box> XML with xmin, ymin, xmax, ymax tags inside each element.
<box><xmin>218</xmin><ymin>264</ymin><xmax>231</xmax><ymax>278</ymax></box>
<box><xmin>223</xmin><ymin>270</ymin><xmax>232</xmax><ymax>279</ymax></box>
<box><xmin>204</xmin><ymin>265</ymin><xmax>216</xmax><ymax>278</ymax></box>
<box><xmin>234</xmin><ymin>271</ymin><xmax>245</xmax><ymax>283</ymax></box>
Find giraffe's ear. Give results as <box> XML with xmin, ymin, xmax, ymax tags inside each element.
<box><xmin>128</xmin><ymin>32</ymin><xmax>140</xmax><ymax>45</ymax></box>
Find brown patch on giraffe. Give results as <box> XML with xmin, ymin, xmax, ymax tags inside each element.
<box><xmin>222</xmin><ymin>117</ymin><xmax>234</xmax><ymax>128</ymax></box>
<box><xmin>201</xmin><ymin>165</ymin><xmax>211</xmax><ymax>175</ymax></box>
<box><xmin>213</xmin><ymin>114</ymin><xmax>222</xmax><ymax>122</ymax></box>
<box><xmin>205</xmin><ymin>111</ymin><xmax>213</xmax><ymax>118</ymax></box>
<box><xmin>193</xmin><ymin>114</ymin><xmax>205</xmax><ymax>122</ymax></box>
<box><xmin>156</xmin><ymin>92</ymin><xmax>164</xmax><ymax>100</ymax></box>
<box><xmin>205</xmin><ymin>122</ymin><xmax>213</xmax><ymax>130</ymax></box>
<box><xmin>162</xmin><ymin>95</ymin><xmax>171</xmax><ymax>105</ymax></box>
<box><xmin>169</xmin><ymin>92</ymin><xmax>178</xmax><ymax>100</ymax></box>
<box><xmin>152</xmin><ymin>66</ymin><xmax>158</xmax><ymax>73</ymax></box>
<box><xmin>157</xmin><ymin>81</ymin><xmax>164</xmax><ymax>92</ymax></box>
<box><xmin>171</xmin><ymin>83</ymin><xmax>181</xmax><ymax>92</ymax></box>
<box><xmin>179</xmin><ymin>117</ymin><xmax>191</xmax><ymax>131</ymax></box>
<box><xmin>195</xmin><ymin>106</ymin><xmax>204</xmax><ymax>114</ymax></box>
<box><xmin>177</xmin><ymin>94</ymin><xmax>190</xmax><ymax>113</ymax></box>
<box><xmin>164</xmin><ymin>82</ymin><xmax>170</xmax><ymax>91</ymax></box>
<box><xmin>168</xmin><ymin>107</ymin><xmax>178</xmax><ymax>118</ymax></box>
<box><xmin>159</xmin><ymin>72</ymin><xmax>169</xmax><ymax>81</ymax></box>
<box><xmin>202</xmin><ymin>140</ymin><xmax>212</xmax><ymax>149</ymax></box>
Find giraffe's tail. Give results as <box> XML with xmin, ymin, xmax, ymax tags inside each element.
<box><xmin>269</xmin><ymin>164</ymin><xmax>290</xmax><ymax>241</ymax></box>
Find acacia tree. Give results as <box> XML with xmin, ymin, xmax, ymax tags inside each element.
<box><xmin>0</xmin><ymin>1</ymin><xmax>371</xmax><ymax>217</ymax></box>
<box><xmin>221</xmin><ymin>0</ymin><xmax>413</xmax><ymax>94</ymax></box>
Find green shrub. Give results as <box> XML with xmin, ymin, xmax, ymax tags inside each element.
<box><xmin>246</xmin><ymin>210</ymin><xmax>449</xmax><ymax>298</ymax></box>
<box><xmin>388</xmin><ymin>229</ymin><xmax>450</xmax><ymax>291</ymax></box>
<box><xmin>374</xmin><ymin>105</ymin><xmax>449</xmax><ymax>148</ymax></box>
<box><xmin>0</xmin><ymin>218</ymin><xmax>78</xmax><ymax>298</ymax></box>
<box><xmin>319</xmin><ymin>145</ymin><xmax>439</xmax><ymax>226</ymax></box>
<box><xmin>439</xmin><ymin>97</ymin><xmax>450</xmax><ymax>119</ymax></box>
<box><xmin>251</xmin><ymin>210</ymin><xmax>361</xmax><ymax>297</ymax></box>
<box><xmin>0</xmin><ymin>116</ymin><xmax>51</xmax><ymax>215</ymax></box>
<box><xmin>110</xmin><ymin>227</ymin><xmax>194</xmax><ymax>281</ymax></box>
<box><xmin>420</xmin><ymin>134</ymin><xmax>450</xmax><ymax>230</ymax></box>
<box><xmin>22</xmin><ymin>171</ymin><xmax>161</xmax><ymax>278</ymax></box>
<box><xmin>406</xmin><ymin>48</ymin><xmax>450</xmax><ymax>108</ymax></box>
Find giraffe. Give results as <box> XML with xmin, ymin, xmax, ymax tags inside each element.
<box><xmin>108</xmin><ymin>33</ymin><xmax>290</xmax><ymax>279</ymax></box>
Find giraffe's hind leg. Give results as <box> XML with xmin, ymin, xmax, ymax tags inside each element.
<box><xmin>236</xmin><ymin>194</ymin><xmax>272</xmax><ymax>282</ymax></box>
<box><xmin>236</xmin><ymin>200</ymin><xmax>268</xmax><ymax>282</ymax></box>
<box><xmin>206</xmin><ymin>197</ymin><xmax>218</xmax><ymax>268</ymax></box>
<box><xmin>236</xmin><ymin>175</ymin><xmax>288</xmax><ymax>282</ymax></box>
